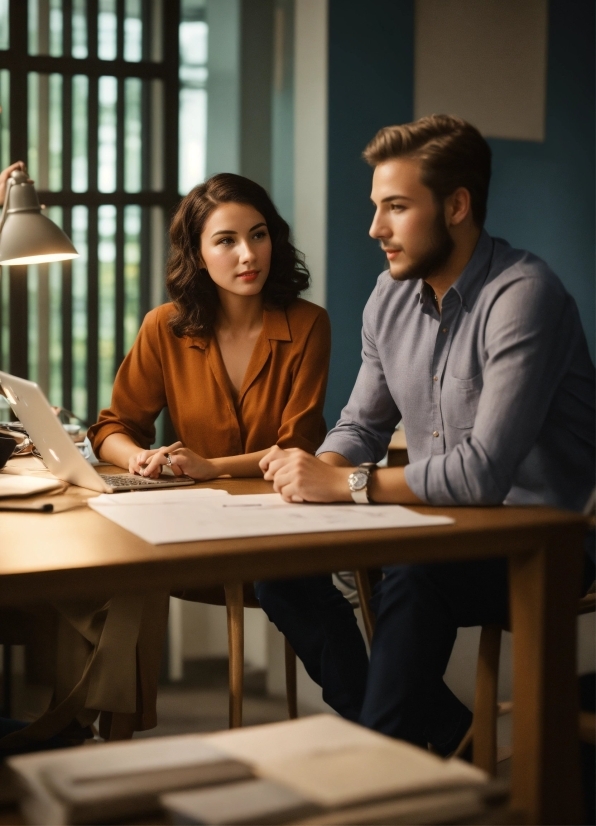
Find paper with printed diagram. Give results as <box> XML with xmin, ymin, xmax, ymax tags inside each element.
<box><xmin>88</xmin><ymin>491</ymin><xmax>454</xmax><ymax>545</ymax></box>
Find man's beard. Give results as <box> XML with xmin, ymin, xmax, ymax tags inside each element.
<box><xmin>390</xmin><ymin>210</ymin><xmax>455</xmax><ymax>282</ymax></box>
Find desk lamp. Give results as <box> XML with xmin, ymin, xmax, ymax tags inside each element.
<box><xmin>0</xmin><ymin>169</ymin><xmax>78</xmax><ymax>265</ymax></box>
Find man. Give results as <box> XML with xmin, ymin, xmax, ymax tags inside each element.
<box><xmin>255</xmin><ymin>115</ymin><xmax>595</xmax><ymax>754</ymax></box>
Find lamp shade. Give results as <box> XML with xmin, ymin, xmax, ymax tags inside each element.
<box><xmin>0</xmin><ymin>170</ymin><xmax>79</xmax><ymax>266</ymax></box>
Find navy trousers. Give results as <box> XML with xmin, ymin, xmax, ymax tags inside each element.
<box><xmin>255</xmin><ymin>557</ymin><xmax>510</xmax><ymax>754</ymax></box>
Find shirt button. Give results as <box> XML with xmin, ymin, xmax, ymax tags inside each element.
<box><xmin>432</xmin><ymin>430</ymin><xmax>439</xmax><ymax>438</ymax></box>
<box><xmin>433</xmin><ymin>376</ymin><xmax>438</xmax><ymax>382</ymax></box>
<box><xmin>442</xmin><ymin>327</ymin><xmax>448</xmax><ymax>334</ymax></box>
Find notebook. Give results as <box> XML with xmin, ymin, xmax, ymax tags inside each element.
<box><xmin>162</xmin><ymin>779</ymin><xmax>321</xmax><ymax>825</ymax></box>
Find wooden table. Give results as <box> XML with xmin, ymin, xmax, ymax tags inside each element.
<box><xmin>0</xmin><ymin>474</ymin><xmax>587</xmax><ymax>824</ymax></box>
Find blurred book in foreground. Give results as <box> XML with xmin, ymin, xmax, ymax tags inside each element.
<box><xmin>9</xmin><ymin>715</ymin><xmax>492</xmax><ymax>826</ymax></box>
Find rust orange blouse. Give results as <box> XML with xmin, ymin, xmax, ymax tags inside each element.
<box><xmin>88</xmin><ymin>298</ymin><xmax>330</xmax><ymax>460</ymax></box>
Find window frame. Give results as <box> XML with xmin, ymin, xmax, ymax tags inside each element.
<box><xmin>0</xmin><ymin>0</ymin><xmax>180</xmax><ymax>423</ymax></box>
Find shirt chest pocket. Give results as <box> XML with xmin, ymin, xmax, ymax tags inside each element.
<box><xmin>441</xmin><ymin>373</ymin><xmax>483</xmax><ymax>430</ymax></box>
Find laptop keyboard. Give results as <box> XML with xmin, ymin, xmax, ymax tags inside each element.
<box><xmin>99</xmin><ymin>473</ymin><xmax>190</xmax><ymax>488</ymax></box>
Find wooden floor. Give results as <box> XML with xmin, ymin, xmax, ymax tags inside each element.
<box><xmin>4</xmin><ymin>655</ymin><xmax>319</xmax><ymax>736</ymax></box>
<box><xmin>139</xmin><ymin>657</ymin><xmax>319</xmax><ymax>738</ymax></box>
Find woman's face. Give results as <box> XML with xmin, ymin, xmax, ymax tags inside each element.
<box><xmin>199</xmin><ymin>202</ymin><xmax>272</xmax><ymax>298</ymax></box>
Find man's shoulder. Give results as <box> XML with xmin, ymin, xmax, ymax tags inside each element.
<box><xmin>357</xmin><ymin>270</ymin><xmax>424</xmax><ymax>333</ymax></box>
<box><xmin>369</xmin><ymin>269</ymin><xmax>422</xmax><ymax>315</ymax></box>
<box><xmin>487</xmin><ymin>238</ymin><xmax>567</xmax><ymax>299</ymax></box>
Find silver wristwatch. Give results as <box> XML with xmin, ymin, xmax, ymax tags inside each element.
<box><xmin>348</xmin><ymin>463</ymin><xmax>377</xmax><ymax>504</ymax></box>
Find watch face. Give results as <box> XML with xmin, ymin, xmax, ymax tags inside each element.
<box><xmin>349</xmin><ymin>470</ymin><xmax>368</xmax><ymax>491</ymax></box>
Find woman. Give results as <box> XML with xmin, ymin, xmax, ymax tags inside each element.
<box><xmin>78</xmin><ymin>174</ymin><xmax>330</xmax><ymax>739</ymax></box>
<box><xmin>89</xmin><ymin>173</ymin><xmax>330</xmax><ymax>480</ymax></box>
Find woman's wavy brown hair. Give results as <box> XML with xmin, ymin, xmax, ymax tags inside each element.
<box><xmin>166</xmin><ymin>173</ymin><xmax>310</xmax><ymax>338</ymax></box>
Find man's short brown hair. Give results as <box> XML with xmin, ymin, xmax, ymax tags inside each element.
<box><xmin>363</xmin><ymin>115</ymin><xmax>492</xmax><ymax>227</ymax></box>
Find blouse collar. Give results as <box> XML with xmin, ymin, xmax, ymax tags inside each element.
<box><xmin>185</xmin><ymin>304</ymin><xmax>292</xmax><ymax>349</ymax></box>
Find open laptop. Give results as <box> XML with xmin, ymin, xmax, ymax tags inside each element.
<box><xmin>0</xmin><ymin>371</ymin><xmax>195</xmax><ymax>493</ymax></box>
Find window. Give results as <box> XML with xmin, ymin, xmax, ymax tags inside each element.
<box><xmin>179</xmin><ymin>0</ymin><xmax>207</xmax><ymax>195</ymax></box>
<box><xmin>0</xmin><ymin>0</ymin><xmax>182</xmax><ymax>426</ymax></box>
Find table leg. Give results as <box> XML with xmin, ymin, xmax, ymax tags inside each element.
<box><xmin>508</xmin><ymin>534</ymin><xmax>583</xmax><ymax>825</ymax></box>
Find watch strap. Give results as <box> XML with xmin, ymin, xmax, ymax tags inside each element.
<box><xmin>350</xmin><ymin>487</ymin><xmax>369</xmax><ymax>504</ymax></box>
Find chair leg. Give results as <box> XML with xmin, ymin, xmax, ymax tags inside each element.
<box><xmin>452</xmin><ymin>722</ymin><xmax>474</xmax><ymax>759</ymax></box>
<box><xmin>284</xmin><ymin>638</ymin><xmax>298</xmax><ymax>719</ymax></box>
<box><xmin>2</xmin><ymin>644</ymin><xmax>12</xmax><ymax>718</ymax></box>
<box><xmin>354</xmin><ymin>570</ymin><xmax>375</xmax><ymax>646</ymax></box>
<box><xmin>473</xmin><ymin>624</ymin><xmax>502</xmax><ymax>775</ymax></box>
<box><xmin>225</xmin><ymin>582</ymin><xmax>244</xmax><ymax>729</ymax></box>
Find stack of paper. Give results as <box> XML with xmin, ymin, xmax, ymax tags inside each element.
<box><xmin>88</xmin><ymin>491</ymin><xmax>454</xmax><ymax>545</ymax></box>
<box><xmin>8</xmin><ymin>736</ymin><xmax>251</xmax><ymax>825</ymax></box>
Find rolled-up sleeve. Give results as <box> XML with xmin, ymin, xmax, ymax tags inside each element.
<box><xmin>405</xmin><ymin>275</ymin><xmax>579</xmax><ymax>505</ymax></box>
<box><xmin>88</xmin><ymin>309</ymin><xmax>167</xmax><ymax>456</ymax></box>
<box><xmin>317</xmin><ymin>286</ymin><xmax>400</xmax><ymax>464</ymax></box>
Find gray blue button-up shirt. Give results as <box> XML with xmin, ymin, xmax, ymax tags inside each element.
<box><xmin>318</xmin><ymin>230</ymin><xmax>595</xmax><ymax>511</ymax></box>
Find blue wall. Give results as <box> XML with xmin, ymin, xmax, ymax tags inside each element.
<box><xmin>484</xmin><ymin>0</ymin><xmax>595</xmax><ymax>361</ymax></box>
<box><xmin>325</xmin><ymin>0</ymin><xmax>595</xmax><ymax>426</ymax></box>
<box><xmin>325</xmin><ymin>0</ymin><xmax>414</xmax><ymax>426</ymax></box>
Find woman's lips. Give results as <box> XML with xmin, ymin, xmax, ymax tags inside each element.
<box><xmin>237</xmin><ymin>271</ymin><xmax>259</xmax><ymax>281</ymax></box>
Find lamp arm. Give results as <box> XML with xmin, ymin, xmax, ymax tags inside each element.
<box><xmin>0</xmin><ymin>177</ymin><xmax>14</xmax><ymax>236</ymax></box>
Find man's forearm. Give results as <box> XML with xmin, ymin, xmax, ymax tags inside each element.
<box><xmin>368</xmin><ymin>466</ymin><xmax>424</xmax><ymax>504</ymax></box>
<box><xmin>319</xmin><ymin>452</ymin><xmax>423</xmax><ymax>504</ymax></box>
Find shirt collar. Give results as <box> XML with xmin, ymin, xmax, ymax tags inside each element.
<box><xmin>448</xmin><ymin>229</ymin><xmax>494</xmax><ymax>311</ymax></box>
<box><xmin>185</xmin><ymin>304</ymin><xmax>292</xmax><ymax>349</ymax></box>
<box><xmin>262</xmin><ymin>304</ymin><xmax>292</xmax><ymax>341</ymax></box>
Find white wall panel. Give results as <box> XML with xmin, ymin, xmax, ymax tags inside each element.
<box><xmin>293</xmin><ymin>0</ymin><xmax>328</xmax><ymax>306</ymax></box>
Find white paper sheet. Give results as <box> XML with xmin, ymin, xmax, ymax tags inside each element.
<box><xmin>88</xmin><ymin>492</ymin><xmax>454</xmax><ymax>545</ymax></box>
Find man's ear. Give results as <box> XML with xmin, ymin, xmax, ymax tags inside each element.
<box><xmin>445</xmin><ymin>187</ymin><xmax>472</xmax><ymax>227</ymax></box>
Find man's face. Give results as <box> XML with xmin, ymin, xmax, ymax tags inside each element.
<box><xmin>369</xmin><ymin>158</ymin><xmax>454</xmax><ymax>281</ymax></box>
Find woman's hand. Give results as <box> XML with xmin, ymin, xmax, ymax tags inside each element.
<box><xmin>129</xmin><ymin>441</ymin><xmax>218</xmax><ymax>481</ymax></box>
<box><xmin>128</xmin><ymin>444</ymin><xmax>172</xmax><ymax>477</ymax></box>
